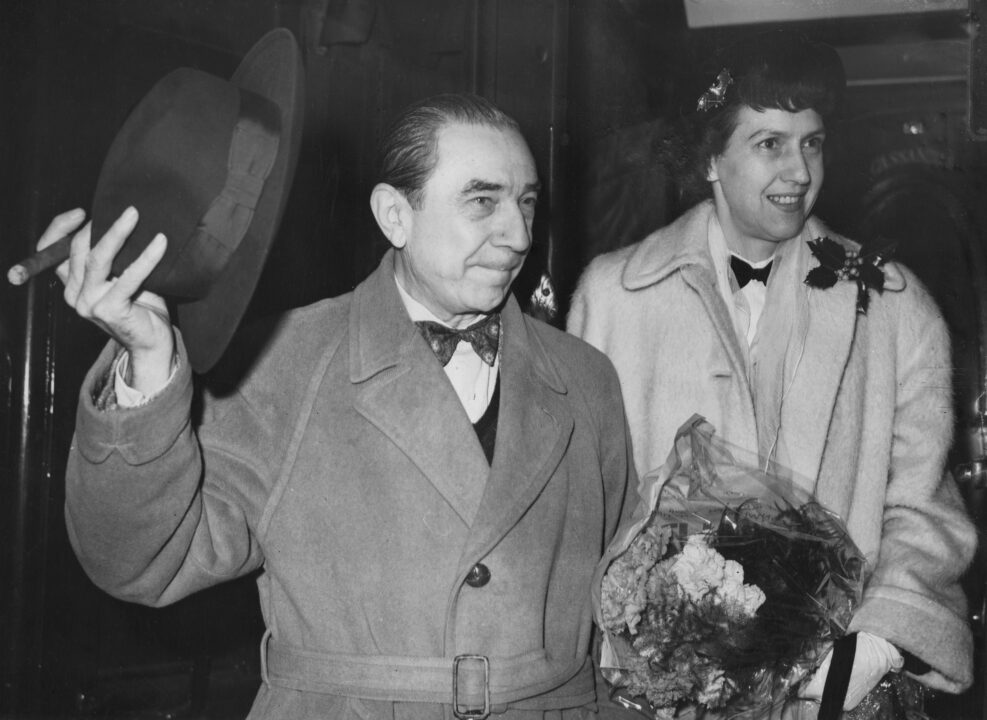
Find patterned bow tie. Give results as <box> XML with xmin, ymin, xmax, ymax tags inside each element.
<box><xmin>730</xmin><ymin>255</ymin><xmax>773</xmax><ymax>288</ymax></box>
<box><xmin>416</xmin><ymin>314</ymin><xmax>501</xmax><ymax>367</ymax></box>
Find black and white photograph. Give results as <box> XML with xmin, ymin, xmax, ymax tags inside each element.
<box><xmin>1</xmin><ymin>1</ymin><xmax>985</xmax><ymax>719</ymax></box>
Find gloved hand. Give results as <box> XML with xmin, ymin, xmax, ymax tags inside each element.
<box><xmin>799</xmin><ymin>632</ymin><xmax>904</xmax><ymax>710</ymax></box>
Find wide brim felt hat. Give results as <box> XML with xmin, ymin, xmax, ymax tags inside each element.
<box><xmin>91</xmin><ymin>28</ymin><xmax>305</xmax><ymax>373</ymax></box>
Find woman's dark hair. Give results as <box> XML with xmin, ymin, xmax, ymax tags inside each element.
<box><xmin>376</xmin><ymin>93</ymin><xmax>521</xmax><ymax>209</ymax></box>
<box><xmin>663</xmin><ymin>30</ymin><xmax>846</xmax><ymax>207</ymax></box>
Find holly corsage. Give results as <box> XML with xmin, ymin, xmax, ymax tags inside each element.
<box><xmin>804</xmin><ymin>237</ymin><xmax>894</xmax><ymax>315</ymax></box>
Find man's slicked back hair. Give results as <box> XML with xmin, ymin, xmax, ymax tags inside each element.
<box><xmin>376</xmin><ymin>93</ymin><xmax>522</xmax><ymax>209</ymax></box>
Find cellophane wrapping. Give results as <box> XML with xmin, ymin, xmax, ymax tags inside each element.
<box><xmin>593</xmin><ymin>416</ymin><xmax>921</xmax><ymax>719</ymax></box>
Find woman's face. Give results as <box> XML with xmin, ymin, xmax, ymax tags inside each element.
<box><xmin>707</xmin><ymin>105</ymin><xmax>826</xmax><ymax>261</ymax></box>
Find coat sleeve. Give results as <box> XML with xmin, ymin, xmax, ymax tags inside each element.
<box><xmin>848</xmin><ymin>277</ymin><xmax>977</xmax><ymax>694</ymax></box>
<box><xmin>64</xmin><ymin>333</ymin><xmax>273</xmax><ymax>607</ymax></box>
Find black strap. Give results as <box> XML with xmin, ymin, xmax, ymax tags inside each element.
<box><xmin>901</xmin><ymin>649</ymin><xmax>931</xmax><ymax>676</ymax></box>
<box><xmin>818</xmin><ymin>633</ymin><xmax>857</xmax><ymax>720</ymax></box>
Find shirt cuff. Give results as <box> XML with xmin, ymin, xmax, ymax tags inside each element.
<box><xmin>113</xmin><ymin>350</ymin><xmax>179</xmax><ymax>408</ymax></box>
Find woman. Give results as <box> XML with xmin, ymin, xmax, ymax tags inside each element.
<box><xmin>569</xmin><ymin>30</ymin><xmax>975</xmax><ymax>711</ymax></box>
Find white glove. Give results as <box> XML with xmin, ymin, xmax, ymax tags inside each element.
<box><xmin>799</xmin><ymin>632</ymin><xmax>904</xmax><ymax>710</ymax></box>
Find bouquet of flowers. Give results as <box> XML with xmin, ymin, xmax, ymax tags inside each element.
<box><xmin>593</xmin><ymin>416</ymin><xmax>888</xmax><ymax>719</ymax></box>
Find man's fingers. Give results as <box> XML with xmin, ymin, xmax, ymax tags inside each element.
<box><xmin>62</xmin><ymin>222</ymin><xmax>93</xmax><ymax>305</ymax></box>
<box><xmin>84</xmin><ymin>206</ymin><xmax>139</xmax><ymax>283</ymax></box>
<box><xmin>37</xmin><ymin>208</ymin><xmax>86</xmax><ymax>252</ymax></box>
<box><xmin>73</xmin><ymin>207</ymin><xmax>139</xmax><ymax>313</ymax></box>
<box><xmin>76</xmin><ymin>233</ymin><xmax>168</xmax><ymax>335</ymax></box>
<box><xmin>108</xmin><ymin>233</ymin><xmax>167</xmax><ymax>301</ymax></box>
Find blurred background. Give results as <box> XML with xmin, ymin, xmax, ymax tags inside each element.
<box><xmin>2</xmin><ymin>0</ymin><xmax>986</xmax><ymax>717</ymax></box>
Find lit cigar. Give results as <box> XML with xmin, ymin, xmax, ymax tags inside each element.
<box><xmin>7</xmin><ymin>236</ymin><xmax>71</xmax><ymax>286</ymax></box>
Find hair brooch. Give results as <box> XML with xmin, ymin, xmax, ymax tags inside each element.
<box><xmin>696</xmin><ymin>69</ymin><xmax>733</xmax><ymax>112</ymax></box>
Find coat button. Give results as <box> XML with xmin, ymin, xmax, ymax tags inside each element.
<box><xmin>465</xmin><ymin>563</ymin><xmax>491</xmax><ymax>588</ymax></box>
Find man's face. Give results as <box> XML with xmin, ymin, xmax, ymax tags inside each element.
<box><xmin>394</xmin><ymin>123</ymin><xmax>540</xmax><ymax>326</ymax></box>
<box><xmin>708</xmin><ymin>106</ymin><xmax>826</xmax><ymax>261</ymax></box>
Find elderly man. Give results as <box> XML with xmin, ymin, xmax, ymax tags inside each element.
<box><xmin>41</xmin><ymin>93</ymin><xmax>633</xmax><ymax>719</ymax></box>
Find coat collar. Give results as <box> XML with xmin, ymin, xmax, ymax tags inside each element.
<box><xmin>348</xmin><ymin>250</ymin><xmax>567</xmax><ymax>392</ymax></box>
<box><xmin>621</xmin><ymin>202</ymin><xmax>752</xmax><ymax>397</ymax></box>
<box><xmin>348</xmin><ymin>249</ymin><xmax>423</xmax><ymax>384</ymax></box>
<box><xmin>619</xmin><ymin>202</ymin><xmax>907</xmax><ymax>481</ymax></box>
<box><xmin>622</xmin><ymin>200</ymin><xmax>906</xmax><ymax>294</ymax></box>
<box><xmin>347</xmin><ymin>250</ymin><xmax>572</xmax><ymax>537</ymax></box>
<box><xmin>622</xmin><ymin>201</ymin><xmax>716</xmax><ymax>290</ymax></box>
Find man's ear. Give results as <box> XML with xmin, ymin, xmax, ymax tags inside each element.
<box><xmin>705</xmin><ymin>157</ymin><xmax>719</xmax><ymax>183</ymax></box>
<box><xmin>370</xmin><ymin>183</ymin><xmax>412</xmax><ymax>249</ymax></box>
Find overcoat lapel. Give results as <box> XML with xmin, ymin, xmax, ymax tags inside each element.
<box><xmin>774</xmin><ymin>223</ymin><xmax>861</xmax><ymax>484</ymax></box>
<box><xmin>623</xmin><ymin>203</ymin><xmax>751</xmax><ymax>396</ymax></box>
<box><xmin>348</xmin><ymin>251</ymin><xmax>490</xmax><ymax>526</ymax></box>
<box><xmin>458</xmin><ymin>297</ymin><xmax>573</xmax><ymax>564</ymax></box>
<box><xmin>681</xmin><ymin>265</ymin><xmax>750</xmax><ymax>390</ymax></box>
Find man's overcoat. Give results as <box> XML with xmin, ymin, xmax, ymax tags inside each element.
<box><xmin>568</xmin><ymin>201</ymin><xmax>976</xmax><ymax>697</ymax></box>
<box><xmin>66</xmin><ymin>251</ymin><xmax>633</xmax><ymax>720</ymax></box>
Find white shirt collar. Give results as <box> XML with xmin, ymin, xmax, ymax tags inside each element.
<box><xmin>393</xmin><ymin>275</ymin><xmax>498</xmax><ymax>423</ymax></box>
<box><xmin>707</xmin><ymin>214</ymin><xmax>777</xmax><ymax>348</ymax></box>
<box><xmin>707</xmin><ymin>215</ymin><xmax>776</xmax><ymax>270</ymax></box>
<box><xmin>394</xmin><ymin>276</ymin><xmax>485</xmax><ymax>329</ymax></box>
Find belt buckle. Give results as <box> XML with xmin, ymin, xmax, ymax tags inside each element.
<box><xmin>452</xmin><ymin>654</ymin><xmax>490</xmax><ymax>720</ymax></box>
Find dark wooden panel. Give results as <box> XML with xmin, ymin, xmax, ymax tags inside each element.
<box><xmin>971</xmin><ymin>0</ymin><xmax>987</xmax><ymax>139</ymax></box>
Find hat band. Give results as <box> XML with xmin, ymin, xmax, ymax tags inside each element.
<box><xmin>162</xmin><ymin>89</ymin><xmax>282</xmax><ymax>299</ymax></box>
